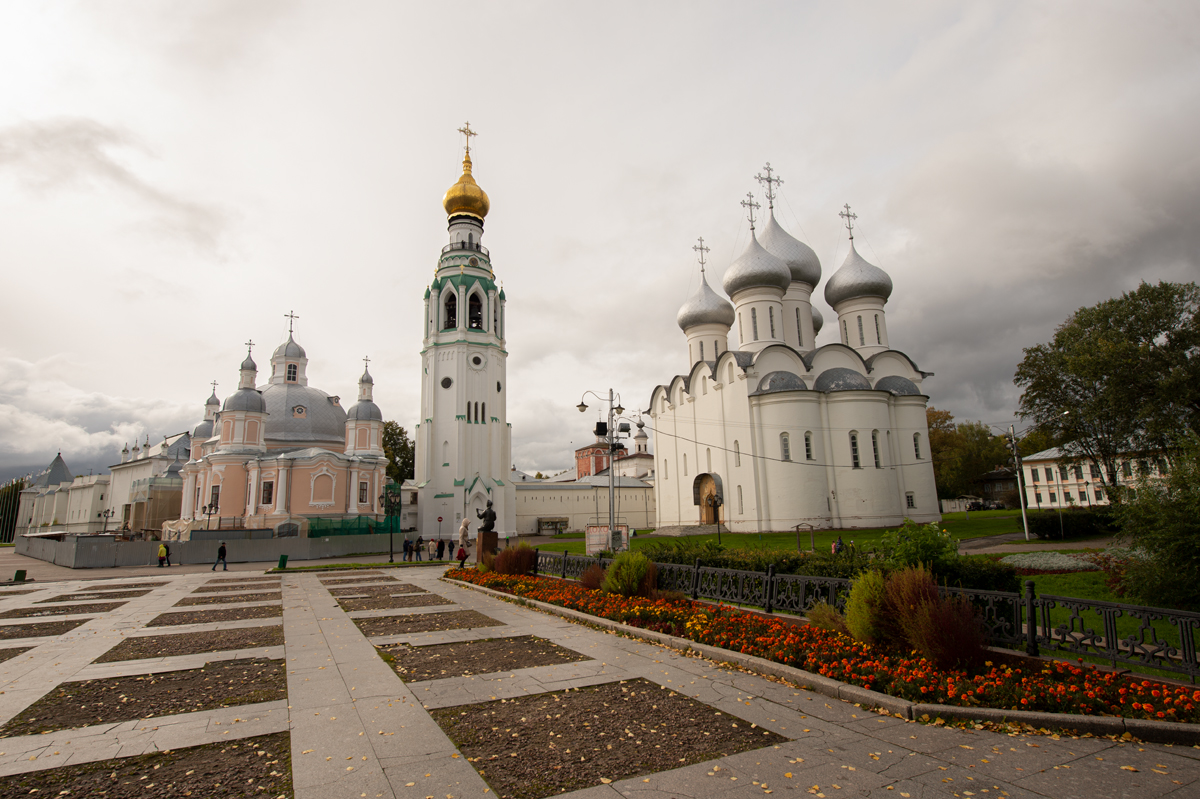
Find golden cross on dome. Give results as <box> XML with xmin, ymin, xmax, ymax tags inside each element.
<box><xmin>457</xmin><ymin>121</ymin><xmax>477</xmax><ymax>155</ymax></box>
<box><xmin>693</xmin><ymin>236</ymin><xmax>710</xmax><ymax>273</ymax></box>
<box><xmin>741</xmin><ymin>193</ymin><xmax>761</xmax><ymax>230</ymax></box>
<box><xmin>755</xmin><ymin>163</ymin><xmax>783</xmax><ymax>211</ymax></box>
<box><xmin>839</xmin><ymin>203</ymin><xmax>858</xmax><ymax>241</ymax></box>
<box><xmin>284</xmin><ymin>310</ymin><xmax>299</xmax><ymax>333</ymax></box>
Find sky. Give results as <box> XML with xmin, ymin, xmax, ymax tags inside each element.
<box><xmin>1</xmin><ymin>0</ymin><xmax>1198</xmax><ymax>481</ymax></box>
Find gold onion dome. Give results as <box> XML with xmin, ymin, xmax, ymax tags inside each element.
<box><xmin>442</xmin><ymin>152</ymin><xmax>490</xmax><ymax>219</ymax></box>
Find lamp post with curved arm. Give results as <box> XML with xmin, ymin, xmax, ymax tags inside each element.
<box><xmin>379</xmin><ymin>488</ymin><xmax>403</xmax><ymax>563</ymax></box>
<box><xmin>577</xmin><ymin>389</ymin><xmax>627</xmax><ymax>553</ymax></box>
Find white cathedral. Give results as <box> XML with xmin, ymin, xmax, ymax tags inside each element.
<box><xmin>650</xmin><ymin>170</ymin><xmax>939</xmax><ymax>532</ymax></box>
<box><xmin>414</xmin><ymin>128</ymin><xmax>516</xmax><ymax>538</ymax></box>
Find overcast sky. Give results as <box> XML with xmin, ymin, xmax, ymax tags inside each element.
<box><xmin>2</xmin><ymin>0</ymin><xmax>1198</xmax><ymax>481</ymax></box>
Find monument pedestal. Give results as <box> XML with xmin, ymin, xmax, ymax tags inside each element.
<box><xmin>476</xmin><ymin>530</ymin><xmax>498</xmax><ymax>562</ymax></box>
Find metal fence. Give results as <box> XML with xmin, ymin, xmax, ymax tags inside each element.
<box><xmin>529</xmin><ymin>549</ymin><xmax>1200</xmax><ymax>682</ymax></box>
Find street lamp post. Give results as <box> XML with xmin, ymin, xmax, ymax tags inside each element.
<box><xmin>101</xmin><ymin>508</ymin><xmax>114</xmax><ymax>534</ymax></box>
<box><xmin>379</xmin><ymin>488</ymin><xmax>402</xmax><ymax>563</ymax></box>
<box><xmin>577</xmin><ymin>389</ymin><xmax>627</xmax><ymax>553</ymax></box>
<box><xmin>204</xmin><ymin>503</ymin><xmax>218</xmax><ymax>531</ymax></box>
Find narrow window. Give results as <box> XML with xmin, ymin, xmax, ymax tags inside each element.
<box><xmin>663</xmin><ymin>459</ymin><xmax>668</xmax><ymax>479</ymax></box>
<box><xmin>1074</xmin><ymin>465</ymin><xmax>1084</xmax><ymax>480</ymax></box>
<box><xmin>683</xmin><ymin>454</ymin><xmax>688</xmax><ymax>477</ymax></box>
<box><xmin>1065</xmin><ymin>492</ymin><xmax>1074</xmax><ymax>503</ymax></box>
<box><xmin>737</xmin><ymin>312</ymin><xmax>743</xmax><ymax>344</ymax></box>
<box><xmin>850</xmin><ymin>433</ymin><xmax>860</xmax><ymax>468</ymax></box>
<box><xmin>805</xmin><ymin>431</ymin><xmax>813</xmax><ymax>460</ymax></box>
<box><xmin>728</xmin><ymin>364</ymin><xmax>734</xmax><ymax>383</ymax></box>
<box><xmin>482</xmin><ymin>402</ymin><xmax>486</xmax><ymax>422</ymax></box>
<box><xmin>209</xmin><ymin>485</ymin><xmax>221</xmax><ymax>510</ymax></box>
<box><xmin>905</xmin><ymin>492</ymin><xmax>915</xmax><ymax>509</ymax></box>
<box><xmin>913</xmin><ymin>433</ymin><xmax>922</xmax><ymax>460</ymax></box>
<box><xmin>699</xmin><ymin>341</ymin><xmax>705</xmax><ymax>361</ymax></box>
<box><xmin>702</xmin><ymin>376</ymin><xmax>707</xmax><ymax>395</ymax></box>
<box><xmin>1095</xmin><ymin>489</ymin><xmax>1105</xmax><ymax>501</ymax></box>
<box><xmin>358</xmin><ymin>481</ymin><xmax>368</xmax><ymax>504</ymax></box>
<box><xmin>714</xmin><ymin>338</ymin><xmax>721</xmax><ymax>356</ymax></box>
<box><xmin>261</xmin><ymin>481</ymin><xmax>274</xmax><ymax>506</ymax></box>
<box><xmin>1122</xmin><ymin>461</ymin><xmax>1132</xmax><ymax>477</ymax></box>
<box><xmin>1035</xmin><ymin>492</ymin><xmax>1042</xmax><ymax>503</ymax></box>
<box><xmin>706</xmin><ymin>448</ymin><xmax>712</xmax><ymax>472</ymax></box>
<box><xmin>768</xmin><ymin>307</ymin><xmax>776</xmax><ymax>338</ymax></box>
<box><xmin>874</xmin><ymin>314</ymin><xmax>881</xmax><ymax>344</ymax></box>
<box><xmin>857</xmin><ymin>315</ymin><xmax>865</xmax><ymax>345</ymax></box>
<box><xmin>475</xmin><ymin>401</ymin><xmax>480</xmax><ymax>423</ymax></box>
<box><xmin>842</xmin><ymin>319</ymin><xmax>849</xmax><ymax>344</ymax></box>
<box><xmin>493</xmin><ymin>301</ymin><xmax>499</xmax><ymax>333</ymax></box>
<box><xmin>444</xmin><ymin>293</ymin><xmax>457</xmax><ymax>328</ymax></box>
<box><xmin>737</xmin><ymin>485</ymin><xmax>744</xmax><ymax>514</ymax></box>
<box><xmin>751</xmin><ymin>308</ymin><xmax>759</xmax><ymax>341</ymax></box>
<box><xmin>286</xmin><ymin>363</ymin><xmax>297</xmax><ymax>382</ymax></box>
<box><xmin>1030</xmin><ymin>467</ymin><xmax>1040</xmax><ymax>481</ymax></box>
<box><xmin>734</xmin><ymin>440</ymin><xmax>741</xmax><ymax>467</ymax></box>
<box><xmin>468</xmin><ymin>293</ymin><xmax>483</xmax><ymax>329</ymax></box>
<box><xmin>872</xmin><ymin>431</ymin><xmax>881</xmax><ymax>468</ymax></box>
<box><xmin>780</xmin><ymin>433</ymin><xmax>791</xmax><ymax>461</ymax></box>
<box><xmin>1049</xmin><ymin>492</ymin><xmax>1057</xmax><ymax>503</ymax></box>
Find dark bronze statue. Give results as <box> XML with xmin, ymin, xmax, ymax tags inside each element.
<box><xmin>476</xmin><ymin>500</ymin><xmax>496</xmax><ymax>533</ymax></box>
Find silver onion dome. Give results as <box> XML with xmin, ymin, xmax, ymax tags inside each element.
<box><xmin>759</xmin><ymin>211</ymin><xmax>821</xmax><ymax>287</ymax></box>
<box><xmin>359</xmin><ymin>366</ymin><xmax>374</xmax><ymax>385</ymax></box>
<box><xmin>875</xmin><ymin>375</ymin><xmax>921</xmax><ymax>396</ymax></box>
<box><xmin>273</xmin><ymin>334</ymin><xmax>306</xmax><ymax>359</ymax></box>
<box><xmin>751</xmin><ymin>371</ymin><xmax>808</xmax><ymax>395</ymax></box>
<box><xmin>811</xmin><ymin>305</ymin><xmax>824</xmax><ymax>334</ymax></box>
<box><xmin>677</xmin><ymin>271</ymin><xmax>735</xmax><ymax>331</ymax></box>
<box><xmin>223</xmin><ymin>388</ymin><xmax>267</xmax><ymax>413</ymax></box>
<box><xmin>347</xmin><ymin>400</ymin><xmax>383</xmax><ymax>422</ymax></box>
<box><xmin>813</xmin><ymin>367</ymin><xmax>872</xmax><ymax>392</ymax></box>
<box><xmin>206</xmin><ymin>390</ymin><xmax>220</xmax><ymax>407</ymax></box>
<box><xmin>240</xmin><ymin>353</ymin><xmax>257</xmax><ymax>371</ymax></box>
<box><xmin>722</xmin><ymin>234</ymin><xmax>791</xmax><ymax>297</ymax></box>
<box><xmin>824</xmin><ymin>243</ymin><xmax>893</xmax><ymax>308</ymax></box>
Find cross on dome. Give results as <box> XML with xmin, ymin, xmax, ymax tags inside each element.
<box><xmin>755</xmin><ymin>163</ymin><xmax>783</xmax><ymax>210</ymax></box>
<box><xmin>284</xmin><ymin>310</ymin><xmax>300</xmax><ymax>333</ymax></box>
<box><xmin>693</xmin><ymin>236</ymin><xmax>710</xmax><ymax>273</ymax></box>
<box><xmin>211</xmin><ymin>380</ymin><xmax>218</xmax><ymax>392</ymax></box>
<box><xmin>839</xmin><ymin>204</ymin><xmax>857</xmax><ymax>241</ymax></box>
<box><xmin>741</xmin><ymin>193</ymin><xmax>761</xmax><ymax>230</ymax></box>
<box><xmin>245</xmin><ymin>339</ymin><xmax>254</xmax><ymax>354</ymax></box>
<box><xmin>457</xmin><ymin>121</ymin><xmax>477</xmax><ymax>155</ymax></box>
<box><xmin>363</xmin><ymin>355</ymin><xmax>370</xmax><ymax>368</ymax></box>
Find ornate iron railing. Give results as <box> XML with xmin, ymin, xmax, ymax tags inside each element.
<box><xmin>521</xmin><ymin>550</ymin><xmax>1200</xmax><ymax>681</ymax></box>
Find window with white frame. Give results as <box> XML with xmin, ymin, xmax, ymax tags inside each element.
<box><xmin>780</xmin><ymin>433</ymin><xmax>791</xmax><ymax>461</ymax></box>
<box><xmin>734</xmin><ymin>440</ymin><xmax>741</xmax><ymax>467</ymax></box>
<box><xmin>850</xmin><ymin>433</ymin><xmax>860</xmax><ymax>468</ymax></box>
<box><xmin>805</xmin><ymin>431</ymin><xmax>813</xmax><ymax>460</ymax></box>
<box><xmin>872</xmin><ymin>431</ymin><xmax>881</xmax><ymax>468</ymax></box>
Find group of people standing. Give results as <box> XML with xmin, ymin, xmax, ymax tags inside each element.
<box><xmin>401</xmin><ymin>536</ymin><xmax>450</xmax><ymax>562</ymax></box>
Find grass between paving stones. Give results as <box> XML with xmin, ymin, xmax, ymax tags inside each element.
<box><xmin>36</xmin><ymin>589</ymin><xmax>154</xmax><ymax>603</ymax></box>
<box><xmin>432</xmin><ymin>678</ymin><xmax>787</xmax><ymax>799</ymax></box>
<box><xmin>0</xmin><ymin>646</ymin><xmax>32</xmax><ymax>664</ymax></box>
<box><xmin>0</xmin><ymin>730</ymin><xmax>292</xmax><ymax>798</ymax></box>
<box><xmin>147</xmin><ymin>605</ymin><xmax>282</xmax><ymax>628</ymax></box>
<box><xmin>0</xmin><ymin>657</ymin><xmax>286</xmax><ymax>737</ymax></box>
<box><xmin>326</xmin><ymin>583</ymin><xmax>427</xmax><ymax>597</ymax></box>
<box><xmin>336</xmin><ymin>593</ymin><xmax>454</xmax><ymax>612</ymax></box>
<box><xmin>318</xmin><ymin>575</ymin><xmax>399</xmax><ymax>586</ymax></box>
<box><xmin>378</xmin><ymin>634</ymin><xmax>591</xmax><ymax>681</ymax></box>
<box><xmin>0</xmin><ymin>601</ymin><xmax>126</xmax><ymax>619</ymax></box>
<box><xmin>0</xmin><ymin>590</ymin><xmax>39</xmax><ymax>596</ymax></box>
<box><xmin>174</xmin><ymin>592</ymin><xmax>284</xmax><ymax>608</ymax></box>
<box><xmin>450</xmin><ymin>569</ymin><xmax>1200</xmax><ymax>724</ymax></box>
<box><xmin>353</xmin><ymin>609</ymin><xmax>503</xmax><ymax>637</ymax></box>
<box><xmin>0</xmin><ymin>618</ymin><xmax>91</xmax><ymax>639</ymax></box>
<box><xmin>95</xmin><ymin>625</ymin><xmax>286</xmax><ymax>663</ymax></box>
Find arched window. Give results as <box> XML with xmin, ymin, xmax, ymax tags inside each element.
<box><xmin>699</xmin><ymin>341</ymin><xmax>704</xmax><ymax>361</ymax></box>
<box><xmin>804</xmin><ymin>431</ymin><xmax>813</xmax><ymax>460</ymax></box>
<box><xmin>796</xmin><ymin>308</ymin><xmax>802</xmax><ymax>348</ymax></box>
<box><xmin>286</xmin><ymin>363</ymin><xmax>297</xmax><ymax>382</ymax></box>
<box><xmin>857</xmin><ymin>315</ymin><xmax>865</xmax><ymax>346</ymax></box>
<box><xmin>842</xmin><ymin>319</ymin><xmax>849</xmax><ymax>345</ymax></box>
<box><xmin>737</xmin><ymin>485</ymin><xmax>744</xmax><ymax>514</ymax></box>
<box><xmin>714</xmin><ymin>338</ymin><xmax>721</xmax><ymax>356</ymax></box>
<box><xmin>780</xmin><ymin>433</ymin><xmax>791</xmax><ymax>461</ymax></box>
<box><xmin>482</xmin><ymin>402</ymin><xmax>486</xmax><ymax>422</ymax></box>
<box><xmin>701</xmin><ymin>376</ymin><xmax>707</xmax><ymax>395</ymax></box>
<box><xmin>734</xmin><ymin>440</ymin><xmax>741</xmax><ymax>467</ymax></box>
<box><xmin>728</xmin><ymin>364</ymin><xmax>734</xmax><ymax>383</ymax></box>
<box><xmin>872</xmin><ymin>430</ymin><xmax>881</xmax><ymax>468</ymax></box>
<box><xmin>706</xmin><ymin>447</ymin><xmax>712</xmax><ymax>472</ymax></box>
<box><xmin>475</xmin><ymin>402</ymin><xmax>481</xmax><ymax>423</ymax></box>
<box><xmin>768</xmin><ymin>307</ymin><xmax>776</xmax><ymax>338</ymax></box>
<box><xmin>738</xmin><ymin>313</ymin><xmax>744</xmax><ymax>344</ymax></box>
<box><xmin>443</xmin><ymin>293</ymin><xmax>457</xmax><ymax>329</ymax></box>
<box><xmin>850</xmin><ymin>432</ymin><xmax>860</xmax><ymax>468</ymax></box>
<box><xmin>874</xmin><ymin>314</ymin><xmax>881</xmax><ymax>344</ymax></box>
<box><xmin>683</xmin><ymin>453</ymin><xmax>688</xmax><ymax>477</ymax></box>
<box><xmin>751</xmin><ymin>308</ymin><xmax>759</xmax><ymax>341</ymax></box>
<box><xmin>913</xmin><ymin>433</ymin><xmax>922</xmax><ymax>459</ymax></box>
<box><xmin>468</xmin><ymin>293</ymin><xmax>483</xmax><ymax>329</ymax></box>
<box><xmin>663</xmin><ymin>459</ymin><xmax>668</xmax><ymax>479</ymax></box>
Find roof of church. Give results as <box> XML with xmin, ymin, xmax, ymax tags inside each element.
<box><xmin>824</xmin><ymin>242</ymin><xmax>893</xmax><ymax>308</ymax></box>
<box><xmin>347</xmin><ymin>400</ymin><xmax>383</xmax><ymax>422</ymax></box>
<box><xmin>813</xmin><ymin>367</ymin><xmax>872</xmax><ymax>392</ymax></box>
<box><xmin>677</xmin><ymin>270</ymin><xmax>735</xmax><ymax>331</ymax></box>
<box><xmin>261</xmin><ymin>383</ymin><xmax>347</xmax><ymax>445</ymax></box>
<box><xmin>759</xmin><ymin>210</ymin><xmax>821</xmax><ymax>287</ymax></box>
<box><xmin>874</xmin><ymin>375</ymin><xmax>921</xmax><ymax>396</ymax></box>
<box><xmin>722</xmin><ymin>233</ymin><xmax>791</xmax><ymax>296</ymax></box>
<box><xmin>273</xmin><ymin>334</ymin><xmax>306</xmax><ymax>359</ymax></box>
<box><xmin>30</xmin><ymin>453</ymin><xmax>72</xmax><ymax>488</ymax></box>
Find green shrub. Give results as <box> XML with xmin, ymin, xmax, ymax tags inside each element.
<box><xmin>937</xmin><ymin>556</ymin><xmax>1020</xmax><ymax>593</ymax></box>
<box><xmin>580</xmin><ymin>564</ymin><xmax>606</xmax><ymax>591</ymax></box>
<box><xmin>1026</xmin><ymin>507</ymin><xmax>1116</xmax><ymax>540</ymax></box>
<box><xmin>845</xmin><ymin>569</ymin><xmax>892</xmax><ymax>646</ymax></box>
<box><xmin>492</xmin><ymin>543</ymin><xmax>537</xmax><ymax>576</ymax></box>
<box><xmin>602</xmin><ymin>551</ymin><xmax>654</xmax><ymax>597</ymax></box>
<box><xmin>879</xmin><ymin>519</ymin><xmax>959</xmax><ymax>569</ymax></box>
<box><xmin>806</xmin><ymin>601</ymin><xmax>850</xmax><ymax>637</ymax></box>
<box><xmin>477</xmin><ymin>550</ymin><xmax>495</xmax><ymax>573</ymax></box>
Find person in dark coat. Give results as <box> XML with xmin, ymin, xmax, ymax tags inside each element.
<box><xmin>402</xmin><ymin>538</ymin><xmax>411</xmax><ymax>561</ymax></box>
<box><xmin>436</xmin><ymin>538</ymin><xmax>445</xmax><ymax>560</ymax></box>
<box><xmin>164</xmin><ymin>542</ymin><xmax>172</xmax><ymax>567</ymax></box>
<box><xmin>414</xmin><ymin>535</ymin><xmax>424</xmax><ymax>561</ymax></box>
<box><xmin>213</xmin><ymin>542</ymin><xmax>227</xmax><ymax>571</ymax></box>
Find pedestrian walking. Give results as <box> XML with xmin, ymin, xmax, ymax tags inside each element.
<box><xmin>436</xmin><ymin>538</ymin><xmax>445</xmax><ymax>560</ymax></box>
<box><xmin>164</xmin><ymin>542</ymin><xmax>172</xmax><ymax>567</ymax></box>
<box><xmin>403</xmin><ymin>537</ymin><xmax>411</xmax><ymax>562</ymax></box>
<box><xmin>457</xmin><ymin>519</ymin><xmax>471</xmax><ymax>568</ymax></box>
<box><xmin>415</xmin><ymin>535</ymin><xmax>424</xmax><ymax>561</ymax></box>
<box><xmin>427</xmin><ymin>537</ymin><xmax>436</xmax><ymax>561</ymax></box>
<box><xmin>157</xmin><ymin>542</ymin><xmax>166</xmax><ymax>568</ymax></box>
<box><xmin>213</xmin><ymin>541</ymin><xmax>228</xmax><ymax>571</ymax></box>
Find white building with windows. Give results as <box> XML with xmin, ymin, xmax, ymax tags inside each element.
<box><xmin>414</xmin><ymin>132</ymin><xmax>516</xmax><ymax>538</ymax></box>
<box><xmin>649</xmin><ymin>179</ymin><xmax>939</xmax><ymax>532</ymax></box>
<box><xmin>1019</xmin><ymin>447</ymin><xmax>1165</xmax><ymax>509</ymax></box>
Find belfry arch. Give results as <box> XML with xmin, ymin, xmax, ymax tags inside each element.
<box><xmin>692</xmin><ymin>472</ymin><xmax>724</xmax><ymax>525</ymax></box>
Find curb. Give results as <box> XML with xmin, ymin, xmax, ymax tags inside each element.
<box><xmin>443</xmin><ymin>576</ymin><xmax>1200</xmax><ymax>747</ymax></box>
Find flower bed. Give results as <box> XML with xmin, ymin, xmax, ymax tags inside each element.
<box><xmin>447</xmin><ymin>568</ymin><xmax>1200</xmax><ymax>724</ymax></box>
<box><xmin>999</xmin><ymin>552</ymin><xmax>1100</xmax><ymax>572</ymax></box>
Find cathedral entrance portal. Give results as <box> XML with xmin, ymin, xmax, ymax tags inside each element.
<box><xmin>692</xmin><ymin>473</ymin><xmax>724</xmax><ymax>526</ymax></box>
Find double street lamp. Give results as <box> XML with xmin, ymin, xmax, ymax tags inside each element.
<box><xmin>577</xmin><ymin>389</ymin><xmax>629</xmax><ymax>553</ymax></box>
<box><xmin>100</xmin><ymin>508</ymin><xmax>114</xmax><ymax>534</ymax></box>
<box><xmin>203</xmin><ymin>503</ymin><xmax>218</xmax><ymax>531</ymax></box>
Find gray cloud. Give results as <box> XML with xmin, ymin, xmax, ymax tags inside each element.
<box><xmin>0</xmin><ymin>117</ymin><xmax>228</xmax><ymax>252</ymax></box>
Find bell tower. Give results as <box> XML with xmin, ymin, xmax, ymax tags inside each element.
<box><xmin>415</xmin><ymin>124</ymin><xmax>515</xmax><ymax>539</ymax></box>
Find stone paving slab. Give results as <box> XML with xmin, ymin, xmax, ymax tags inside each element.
<box><xmin>73</xmin><ymin>644</ymin><xmax>288</xmax><ymax>680</ymax></box>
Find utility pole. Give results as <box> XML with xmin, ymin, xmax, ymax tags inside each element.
<box><xmin>1010</xmin><ymin>424</ymin><xmax>1031</xmax><ymax>541</ymax></box>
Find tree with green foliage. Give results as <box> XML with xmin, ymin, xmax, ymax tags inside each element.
<box><xmin>381</xmin><ymin>421</ymin><xmax>414</xmax><ymax>485</ymax></box>
<box><xmin>926</xmin><ymin>408</ymin><xmax>1011</xmax><ymax>498</ymax></box>
<box><xmin>1015</xmin><ymin>281</ymin><xmax>1200</xmax><ymax>493</ymax></box>
<box><xmin>1113</xmin><ymin>436</ymin><xmax>1200</xmax><ymax>611</ymax></box>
